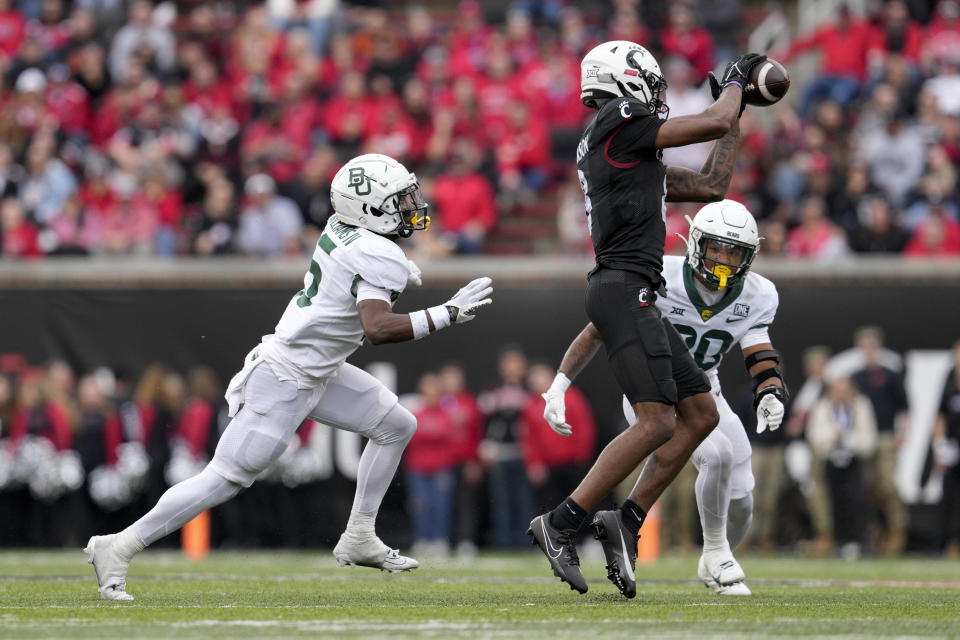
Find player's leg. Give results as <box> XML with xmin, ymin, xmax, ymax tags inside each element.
<box><xmin>528</xmin><ymin>271</ymin><xmax>677</xmax><ymax>596</ymax></box>
<box><xmin>306</xmin><ymin>363</ymin><xmax>418</xmax><ymax>571</ymax></box>
<box><xmin>589</xmin><ymin>317</ymin><xmax>717</xmax><ymax>598</ymax></box>
<box><xmin>85</xmin><ymin>362</ymin><xmax>316</xmax><ymax>600</ymax></box>
<box><xmin>692</xmin><ymin>393</ymin><xmax>755</xmax><ymax>594</ymax></box>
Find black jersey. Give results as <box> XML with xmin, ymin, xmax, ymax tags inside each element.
<box><xmin>576</xmin><ymin>96</ymin><xmax>666</xmax><ymax>283</ymax></box>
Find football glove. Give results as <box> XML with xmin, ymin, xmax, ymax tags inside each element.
<box><xmin>720</xmin><ymin>53</ymin><xmax>767</xmax><ymax>89</ymax></box>
<box><xmin>755</xmin><ymin>387</ymin><xmax>785</xmax><ymax>434</ymax></box>
<box><xmin>542</xmin><ymin>388</ymin><xmax>572</xmax><ymax>437</ymax></box>
<box><xmin>444</xmin><ymin>277</ymin><xmax>493</xmax><ymax>323</ymax></box>
<box><xmin>406</xmin><ymin>259</ymin><xmax>422</xmax><ymax>287</ymax></box>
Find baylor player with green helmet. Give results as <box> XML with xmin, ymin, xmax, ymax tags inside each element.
<box><xmin>543</xmin><ymin>200</ymin><xmax>787</xmax><ymax>596</ymax></box>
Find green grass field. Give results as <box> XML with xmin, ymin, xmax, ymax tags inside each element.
<box><xmin>0</xmin><ymin>549</ymin><xmax>958</xmax><ymax>639</ymax></box>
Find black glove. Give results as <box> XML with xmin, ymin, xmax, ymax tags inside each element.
<box><xmin>720</xmin><ymin>53</ymin><xmax>767</xmax><ymax>89</ymax></box>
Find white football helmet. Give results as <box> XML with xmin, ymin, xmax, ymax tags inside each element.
<box><xmin>580</xmin><ymin>40</ymin><xmax>668</xmax><ymax>115</ymax></box>
<box><xmin>330</xmin><ymin>154</ymin><xmax>430</xmax><ymax>238</ymax></box>
<box><xmin>683</xmin><ymin>200</ymin><xmax>760</xmax><ymax>290</ymax></box>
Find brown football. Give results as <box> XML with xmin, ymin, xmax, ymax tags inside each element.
<box><xmin>743</xmin><ymin>58</ymin><xmax>790</xmax><ymax>106</ymax></box>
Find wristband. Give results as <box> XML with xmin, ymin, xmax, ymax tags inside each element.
<box><xmin>409</xmin><ymin>310</ymin><xmax>430</xmax><ymax>340</ymax></box>
<box><xmin>551</xmin><ymin>372</ymin><xmax>572</xmax><ymax>393</ymax></box>
<box><xmin>724</xmin><ymin>80</ymin><xmax>744</xmax><ymax>90</ymax></box>
<box><xmin>427</xmin><ymin>305</ymin><xmax>451</xmax><ymax>331</ymax></box>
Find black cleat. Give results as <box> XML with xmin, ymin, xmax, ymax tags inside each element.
<box><xmin>526</xmin><ymin>514</ymin><xmax>588</xmax><ymax>594</ymax></box>
<box><xmin>591</xmin><ymin>510</ymin><xmax>638</xmax><ymax>599</ymax></box>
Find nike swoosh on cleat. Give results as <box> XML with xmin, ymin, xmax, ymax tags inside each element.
<box><xmin>541</xmin><ymin>520</ymin><xmax>563</xmax><ymax>559</ymax></box>
<box><xmin>618</xmin><ymin>529</ymin><xmax>635</xmax><ymax>582</ymax></box>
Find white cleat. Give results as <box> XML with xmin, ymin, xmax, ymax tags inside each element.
<box><xmin>333</xmin><ymin>533</ymin><xmax>419</xmax><ymax>573</ymax></box>
<box><xmin>698</xmin><ymin>555</ymin><xmax>751</xmax><ymax>596</ymax></box>
<box><xmin>84</xmin><ymin>535</ymin><xmax>134</xmax><ymax>601</ymax></box>
<box><xmin>700</xmin><ymin>549</ymin><xmax>745</xmax><ymax>586</ymax></box>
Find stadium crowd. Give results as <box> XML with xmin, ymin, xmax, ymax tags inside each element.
<box><xmin>0</xmin><ymin>0</ymin><xmax>958</xmax><ymax>258</ymax></box>
<box><xmin>2</xmin><ymin>333</ymin><xmax>959</xmax><ymax>558</ymax></box>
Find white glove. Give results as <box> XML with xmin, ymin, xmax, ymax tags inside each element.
<box><xmin>755</xmin><ymin>391</ymin><xmax>785</xmax><ymax>434</ymax></box>
<box><xmin>542</xmin><ymin>392</ymin><xmax>571</xmax><ymax>437</ymax></box>
<box><xmin>406</xmin><ymin>260</ymin><xmax>422</xmax><ymax>287</ymax></box>
<box><xmin>934</xmin><ymin>437</ymin><xmax>960</xmax><ymax>468</ymax></box>
<box><xmin>445</xmin><ymin>277</ymin><xmax>493</xmax><ymax>323</ymax></box>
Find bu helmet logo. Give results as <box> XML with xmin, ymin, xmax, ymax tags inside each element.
<box><xmin>348</xmin><ymin>167</ymin><xmax>371</xmax><ymax>196</ymax></box>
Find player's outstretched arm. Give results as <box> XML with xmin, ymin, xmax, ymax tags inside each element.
<box><xmin>542</xmin><ymin>322</ymin><xmax>603</xmax><ymax>437</ymax></box>
<box><xmin>743</xmin><ymin>342</ymin><xmax>788</xmax><ymax>433</ymax></box>
<box><xmin>665</xmin><ymin>119</ymin><xmax>740</xmax><ymax>202</ymax></box>
<box><xmin>357</xmin><ymin>277</ymin><xmax>493</xmax><ymax>345</ymax></box>
<box><xmin>654</xmin><ymin>53</ymin><xmax>765</xmax><ymax>151</ymax></box>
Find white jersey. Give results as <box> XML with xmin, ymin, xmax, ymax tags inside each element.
<box><xmin>657</xmin><ymin>255</ymin><xmax>779</xmax><ymax>390</ymax></box>
<box><xmin>257</xmin><ymin>214</ymin><xmax>411</xmax><ymax>387</ymax></box>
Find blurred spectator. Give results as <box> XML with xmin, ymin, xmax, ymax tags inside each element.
<box><xmin>661</xmin><ymin>56</ymin><xmax>713</xmax><ymax>171</ymax></box>
<box><xmin>477</xmin><ymin>345</ymin><xmax>533</xmax><ymax>547</ymax></box>
<box><xmin>0</xmin><ymin>0</ymin><xmax>26</xmax><ymax>70</ymax></box>
<box><xmin>73</xmin><ymin>372</ymin><xmax>124</xmax><ymax>534</ymax></box>
<box><xmin>903</xmin><ymin>206</ymin><xmax>960</xmax><ymax>255</ymax></box>
<box><xmin>658</xmin><ymin>4</ymin><xmax>714</xmax><ymax>84</ymax></box>
<box><xmin>406</xmin><ymin>372</ymin><xmax>460</xmax><ymax>554</ymax></box>
<box><xmin>933</xmin><ymin>339</ymin><xmax>960</xmax><ymax>557</ymax></box>
<box><xmin>850</xmin><ymin>326</ymin><xmax>910</xmax><ymax>554</ymax></box>
<box><xmin>867</xmin><ymin>0</ymin><xmax>923</xmax><ymax>71</ymax></box>
<box><xmin>855</xmin><ymin>107</ymin><xmax>926</xmax><ymax>207</ymax></box>
<box><xmin>0</xmin><ymin>197</ymin><xmax>40</xmax><ymax>257</ymax></box>
<box><xmin>522</xmin><ymin>362</ymin><xmax>595</xmax><ymax>514</ymax></box>
<box><xmin>108</xmin><ymin>0</ymin><xmax>175</xmax><ymax>83</ymax></box>
<box><xmin>237</xmin><ymin>173</ymin><xmax>303</xmax><ymax>257</ymax></box>
<box><xmin>283</xmin><ymin>146</ymin><xmax>337</xmax><ymax>233</ymax></box>
<box><xmin>787</xmin><ymin>346</ymin><xmax>835</xmax><ymax>555</ymax></box>
<box><xmin>437</xmin><ymin>363</ymin><xmax>483</xmax><ymax>555</ymax></box>
<box><xmin>778</xmin><ymin>4</ymin><xmax>874</xmax><ymax>113</ymax></box>
<box><xmin>192</xmin><ymin>178</ymin><xmax>238</xmax><ymax>256</ymax></box>
<box><xmin>266</xmin><ymin>0</ymin><xmax>339</xmax><ymax>55</ymax></box>
<box><xmin>431</xmin><ymin>140</ymin><xmax>497</xmax><ymax>254</ymax></box>
<box><xmin>807</xmin><ymin>375</ymin><xmax>878</xmax><ymax>558</ymax></box>
<box><xmin>848</xmin><ymin>195</ymin><xmax>911</xmax><ymax>253</ymax></box>
<box><xmin>785</xmin><ymin>196</ymin><xmax>851</xmax><ymax>259</ymax></box>
<box><xmin>19</xmin><ymin>136</ymin><xmax>77</xmax><ymax>226</ymax></box>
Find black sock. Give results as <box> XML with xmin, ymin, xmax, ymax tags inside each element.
<box><xmin>548</xmin><ymin>497</ymin><xmax>588</xmax><ymax>532</ymax></box>
<box><xmin>619</xmin><ymin>499</ymin><xmax>646</xmax><ymax>537</ymax></box>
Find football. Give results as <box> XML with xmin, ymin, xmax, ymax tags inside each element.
<box><xmin>743</xmin><ymin>58</ymin><xmax>790</xmax><ymax>106</ymax></box>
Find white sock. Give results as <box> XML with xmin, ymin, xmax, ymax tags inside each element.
<box><xmin>351</xmin><ymin>404</ymin><xmax>416</xmax><ymax>515</ymax></box>
<box><xmin>702</xmin><ymin>526</ymin><xmax>730</xmax><ymax>554</ymax></box>
<box><xmin>344</xmin><ymin>510</ymin><xmax>377</xmax><ymax>537</ymax></box>
<box><xmin>131</xmin><ymin>466</ymin><xmax>242</xmax><ymax>546</ymax></box>
<box><xmin>114</xmin><ymin>527</ymin><xmax>146</xmax><ymax>559</ymax></box>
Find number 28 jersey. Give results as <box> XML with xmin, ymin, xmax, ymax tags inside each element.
<box><xmin>257</xmin><ymin>214</ymin><xmax>411</xmax><ymax>387</ymax></box>
<box><xmin>656</xmin><ymin>255</ymin><xmax>779</xmax><ymax>389</ymax></box>
<box><xmin>577</xmin><ymin>96</ymin><xmax>667</xmax><ymax>283</ymax></box>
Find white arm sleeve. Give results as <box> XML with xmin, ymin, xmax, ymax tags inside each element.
<box><xmin>739</xmin><ymin>327</ymin><xmax>771</xmax><ymax>349</ymax></box>
<box><xmin>355</xmin><ymin>279</ymin><xmax>393</xmax><ymax>304</ymax></box>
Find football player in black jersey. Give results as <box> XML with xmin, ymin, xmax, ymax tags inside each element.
<box><xmin>527</xmin><ymin>41</ymin><xmax>768</xmax><ymax>597</ymax></box>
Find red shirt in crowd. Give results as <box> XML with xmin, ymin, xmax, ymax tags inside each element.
<box><xmin>522</xmin><ymin>387</ymin><xmax>596</xmax><ymax>470</ymax></box>
<box><xmin>8</xmin><ymin>403</ymin><xmax>73</xmax><ymax>452</ymax></box>
<box><xmin>780</xmin><ymin>18</ymin><xmax>876</xmax><ymax>80</ymax></box>
<box><xmin>45</xmin><ymin>81</ymin><xmax>91</xmax><ymax>135</ymax></box>
<box><xmin>177</xmin><ymin>398</ymin><xmax>216</xmax><ymax>458</ymax></box>
<box><xmin>659</xmin><ymin>25</ymin><xmax>715</xmax><ymax>83</ymax></box>
<box><xmin>904</xmin><ymin>216</ymin><xmax>960</xmax><ymax>256</ymax></box>
<box><xmin>431</xmin><ymin>172</ymin><xmax>497</xmax><ymax>234</ymax></box>
<box><xmin>406</xmin><ymin>404</ymin><xmax>462</xmax><ymax>474</ymax></box>
<box><xmin>0</xmin><ymin>8</ymin><xmax>25</xmax><ymax>58</ymax></box>
<box><xmin>441</xmin><ymin>391</ymin><xmax>483</xmax><ymax>464</ymax></box>
<box><xmin>1</xmin><ymin>219</ymin><xmax>41</xmax><ymax>257</ymax></box>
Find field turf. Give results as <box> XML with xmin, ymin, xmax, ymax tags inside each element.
<box><xmin>0</xmin><ymin>549</ymin><xmax>958</xmax><ymax>639</ymax></box>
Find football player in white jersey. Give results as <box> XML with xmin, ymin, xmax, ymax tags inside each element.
<box><xmin>84</xmin><ymin>154</ymin><xmax>494</xmax><ymax>601</ymax></box>
<box><xmin>542</xmin><ymin>200</ymin><xmax>787</xmax><ymax>596</ymax></box>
